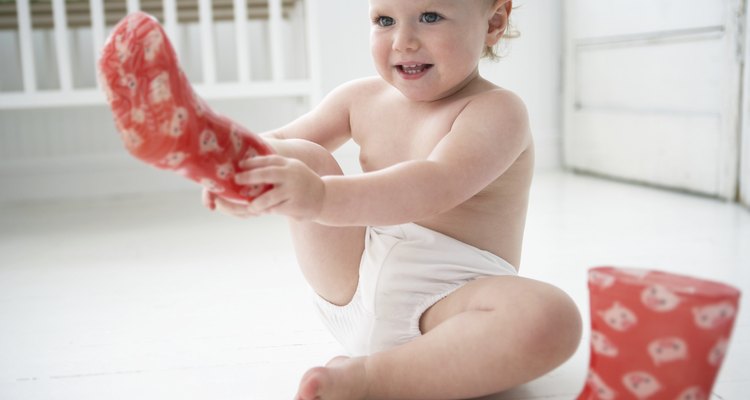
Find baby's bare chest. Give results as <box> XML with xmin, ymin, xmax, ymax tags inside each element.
<box><xmin>351</xmin><ymin>102</ymin><xmax>467</xmax><ymax>170</ymax></box>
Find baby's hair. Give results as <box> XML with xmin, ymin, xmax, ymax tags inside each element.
<box><xmin>483</xmin><ymin>1</ymin><xmax>520</xmax><ymax>61</ymax></box>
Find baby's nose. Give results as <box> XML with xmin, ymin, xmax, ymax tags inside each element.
<box><xmin>392</xmin><ymin>26</ymin><xmax>420</xmax><ymax>52</ymax></box>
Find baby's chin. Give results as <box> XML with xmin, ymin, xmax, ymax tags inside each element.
<box><xmin>392</xmin><ymin>84</ymin><xmax>456</xmax><ymax>103</ymax></box>
<box><xmin>399</xmin><ymin>91</ymin><xmax>442</xmax><ymax>103</ymax></box>
<box><xmin>391</xmin><ymin>73</ymin><xmax>481</xmax><ymax>103</ymax></box>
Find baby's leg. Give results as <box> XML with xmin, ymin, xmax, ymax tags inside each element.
<box><xmin>263</xmin><ymin>138</ymin><xmax>365</xmax><ymax>306</ymax></box>
<box><xmin>296</xmin><ymin>276</ymin><xmax>582</xmax><ymax>400</ymax></box>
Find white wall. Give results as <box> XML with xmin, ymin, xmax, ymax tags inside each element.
<box><xmin>740</xmin><ymin>3</ymin><xmax>750</xmax><ymax>208</ymax></box>
<box><xmin>0</xmin><ymin>0</ymin><xmax>562</xmax><ymax>202</ymax></box>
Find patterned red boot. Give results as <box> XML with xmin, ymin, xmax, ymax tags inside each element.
<box><xmin>579</xmin><ymin>267</ymin><xmax>741</xmax><ymax>400</ymax></box>
<box><xmin>98</xmin><ymin>12</ymin><xmax>273</xmax><ymax>201</ymax></box>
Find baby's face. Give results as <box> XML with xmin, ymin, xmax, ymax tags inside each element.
<box><xmin>368</xmin><ymin>0</ymin><xmax>508</xmax><ymax>101</ymax></box>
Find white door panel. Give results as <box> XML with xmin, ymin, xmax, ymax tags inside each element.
<box><xmin>576</xmin><ymin>40</ymin><xmax>724</xmax><ymax>112</ymax></box>
<box><xmin>564</xmin><ymin>0</ymin><xmax>744</xmax><ymax>200</ymax></box>
<box><xmin>570</xmin><ymin>0</ymin><xmax>725</xmax><ymax>38</ymax></box>
<box><xmin>567</xmin><ymin>111</ymin><xmax>721</xmax><ymax>194</ymax></box>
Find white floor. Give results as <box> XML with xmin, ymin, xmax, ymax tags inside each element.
<box><xmin>0</xmin><ymin>170</ymin><xmax>748</xmax><ymax>399</ymax></box>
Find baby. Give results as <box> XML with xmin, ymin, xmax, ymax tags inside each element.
<box><xmin>204</xmin><ymin>0</ymin><xmax>582</xmax><ymax>398</ymax></box>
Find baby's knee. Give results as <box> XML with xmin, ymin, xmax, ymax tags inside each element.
<box><xmin>266</xmin><ymin>138</ymin><xmax>342</xmax><ymax>176</ymax></box>
<box><xmin>521</xmin><ymin>284</ymin><xmax>582</xmax><ymax>362</ymax></box>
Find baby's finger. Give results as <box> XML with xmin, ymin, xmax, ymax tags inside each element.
<box><xmin>214</xmin><ymin>196</ymin><xmax>258</xmax><ymax>218</ymax></box>
<box><xmin>247</xmin><ymin>189</ymin><xmax>287</xmax><ymax>215</ymax></box>
<box><xmin>234</xmin><ymin>166</ymin><xmax>286</xmax><ymax>186</ymax></box>
<box><xmin>239</xmin><ymin>154</ymin><xmax>286</xmax><ymax>169</ymax></box>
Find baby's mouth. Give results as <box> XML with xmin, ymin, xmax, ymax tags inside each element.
<box><xmin>397</xmin><ymin>64</ymin><xmax>433</xmax><ymax>75</ymax></box>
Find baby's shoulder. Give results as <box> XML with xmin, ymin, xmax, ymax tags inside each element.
<box><xmin>465</xmin><ymin>87</ymin><xmax>528</xmax><ymax>122</ymax></box>
<box><xmin>348</xmin><ymin>76</ymin><xmax>390</xmax><ymax>91</ymax></box>
<box><xmin>456</xmin><ymin>87</ymin><xmax>530</xmax><ymax>141</ymax></box>
<box><xmin>329</xmin><ymin>76</ymin><xmax>390</xmax><ymax>101</ymax></box>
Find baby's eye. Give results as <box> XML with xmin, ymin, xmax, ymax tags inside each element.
<box><xmin>420</xmin><ymin>12</ymin><xmax>442</xmax><ymax>23</ymax></box>
<box><xmin>375</xmin><ymin>16</ymin><xmax>395</xmax><ymax>27</ymax></box>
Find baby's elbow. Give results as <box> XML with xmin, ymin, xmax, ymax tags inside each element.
<box><xmin>416</xmin><ymin>167</ymin><xmax>476</xmax><ymax>217</ymax></box>
<box><xmin>385</xmin><ymin>161</ymin><xmax>472</xmax><ymax>223</ymax></box>
<box><xmin>261</xmin><ymin>130</ymin><xmax>285</xmax><ymax>140</ymax></box>
<box><xmin>414</xmin><ymin>186</ymin><xmax>468</xmax><ymax>220</ymax></box>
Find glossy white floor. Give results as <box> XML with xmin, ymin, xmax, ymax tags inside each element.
<box><xmin>1</xmin><ymin>170</ymin><xmax>748</xmax><ymax>400</ymax></box>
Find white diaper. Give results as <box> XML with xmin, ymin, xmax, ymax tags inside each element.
<box><xmin>312</xmin><ymin>223</ymin><xmax>518</xmax><ymax>356</ymax></box>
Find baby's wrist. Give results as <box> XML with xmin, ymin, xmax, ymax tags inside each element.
<box><xmin>312</xmin><ymin>176</ymin><xmax>335</xmax><ymax>225</ymax></box>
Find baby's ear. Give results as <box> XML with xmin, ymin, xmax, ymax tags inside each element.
<box><xmin>486</xmin><ymin>0</ymin><xmax>512</xmax><ymax>46</ymax></box>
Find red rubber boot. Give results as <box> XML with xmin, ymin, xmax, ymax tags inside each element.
<box><xmin>98</xmin><ymin>12</ymin><xmax>273</xmax><ymax>201</ymax></box>
<box><xmin>578</xmin><ymin>267</ymin><xmax>741</xmax><ymax>399</ymax></box>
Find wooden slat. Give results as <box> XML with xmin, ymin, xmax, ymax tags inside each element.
<box><xmin>0</xmin><ymin>0</ymin><xmax>298</xmax><ymax>30</ymax></box>
<box><xmin>51</xmin><ymin>0</ymin><xmax>73</xmax><ymax>90</ymax></box>
<box><xmin>15</xmin><ymin>0</ymin><xmax>36</xmax><ymax>92</ymax></box>
<box><xmin>304</xmin><ymin>0</ymin><xmax>320</xmax><ymax>104</ymax></box>
<box><xmin>268</xmin><ymin>0</ymin><xmax>282</xmax><ymax>80</ymax></box>
<box><xmin>233</xmin><ymin>0</ymin><xmax>250</xmax><ymax>82</ymax></box>
<box><xmin>89</xmin><ymin>0</ymin><xmax>104</xmax><ymax>89</ymax></box>
<box><xmin>198</xmin><ymin>0</ymin><xmax>215</xmax><ymax>84</ymax></box>
<box><xmin>162</xmin><ymin>0</ymin><xmax>178</xmax><ymax>58</ymax></box>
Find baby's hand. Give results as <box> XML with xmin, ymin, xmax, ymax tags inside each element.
<box><xmin>234</xmin><ymin>155</ymin><xmax>325</xmax><ymax>220</ymax></box>
<box><xmin>202</xmin><ymin>188</ymin><xmax>261</xmax><ymax>218</ymax></box>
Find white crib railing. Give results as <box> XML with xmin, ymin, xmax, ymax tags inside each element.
<box><xmin>0</xmin><ymin>0</ymin><xmax>321</xmax><ymax>109</ymax></box>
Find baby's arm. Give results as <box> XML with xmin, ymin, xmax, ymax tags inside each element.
<box><xmin>203</xmin><ymin>79</ymin><xmax>366</xmax><ymax>211</ymax></box>
<box><xmin>319</xmin><ymin>91</ymin><xmax>531</xmax><ymax>226</ymax></box>
<box><xmin>241</xmin><ymin>89</ymin><xmax>531</xmax><ymax>226</ymax></box>
<box><xmin>260</xmin><ymin>79</ymin><xmax>366</xmax><ymax>151</ymax></box>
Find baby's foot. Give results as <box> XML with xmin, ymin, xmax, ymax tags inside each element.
<box><xmin>296</xmin><ymin>356</ymin><xmax>369</xmax><ymax>400</ymax></box>
<box><xmin>98</xmin><ymin>12</ymin><xmax>273</xmax><ymax>201</ymax></box>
